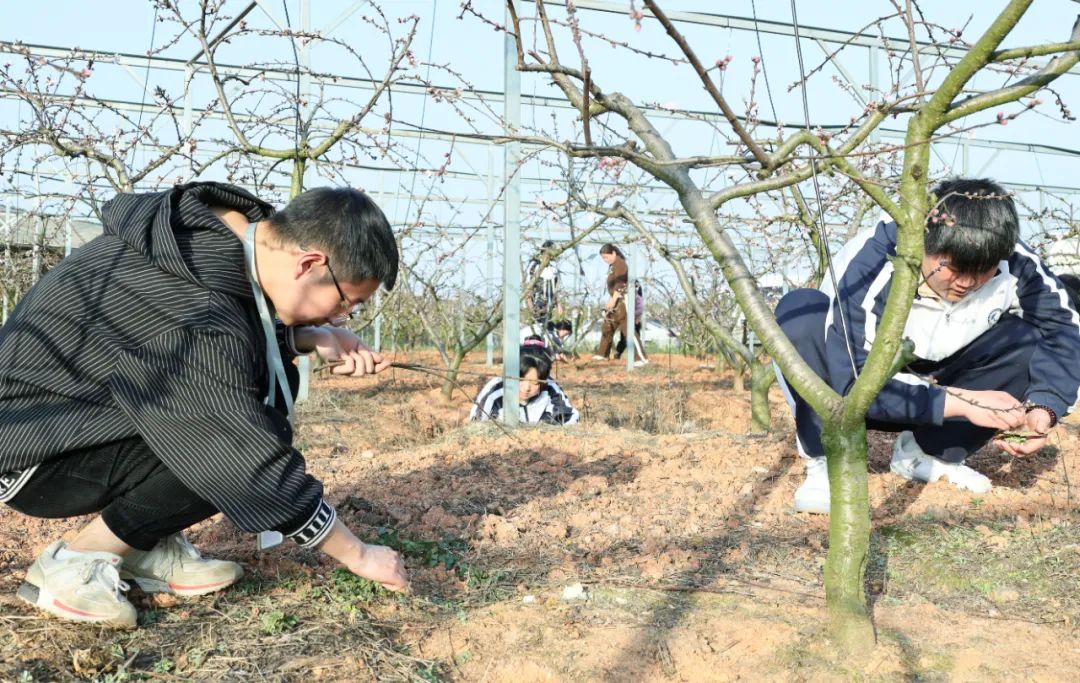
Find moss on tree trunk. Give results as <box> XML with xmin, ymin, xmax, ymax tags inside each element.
<box><xmin>821</xmin><ymin>419</ymin><xmax>875</xmax><ymax>654</ymax></box>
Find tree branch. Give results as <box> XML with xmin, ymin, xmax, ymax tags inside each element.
<box><xmin>642</xmin><ymin>0</ymin><xmax>770</xmax><ymax>165</ymax></box>
<box><xmin>944</xmin><ymin>17</ymin><xmax>1080</xmax><ymax>124</ymax></box>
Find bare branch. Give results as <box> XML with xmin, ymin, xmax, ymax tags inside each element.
<box><xmin>642</xmin><ymin>0</ymin><xmax>770</xmax><ymax>165</ymax></box>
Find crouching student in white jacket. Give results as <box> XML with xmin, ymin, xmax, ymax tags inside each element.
<box><xmin>470</xmin><ymin>338</ymin><xmax>580</xmax><ymax>425</ymax></box>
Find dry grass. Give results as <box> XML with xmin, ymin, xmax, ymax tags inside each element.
<box><xmin>1</xmin><ymin>573</ymin><xmax>445</xmax><ymax>682</ymax></box>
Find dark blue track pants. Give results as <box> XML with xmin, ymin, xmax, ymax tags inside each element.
<box><xmin>775</xmin><ymin>288</ymin><xmax>1036</xmax><ymax>463</ymax></box>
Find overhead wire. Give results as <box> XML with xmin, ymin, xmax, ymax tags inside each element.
<box><xmin>135</xmin><ymin>3</ymin><xmax>160</xmax><ymax>161</ymax></box>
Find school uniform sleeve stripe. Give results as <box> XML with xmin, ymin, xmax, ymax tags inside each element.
<box><xmin>471</xmin><ymin>378</ymin><xmax>504</xmax><ymax>422</ymax></box>
<box><xmin>1011</xmin><ymin>243</ymin><xmax>1080</xmax><ymax>416</ymax></box>
<box><xmin>543</xmin><ymin>381</ymin><xmax>580</xmax><ymax>425</ymax></box>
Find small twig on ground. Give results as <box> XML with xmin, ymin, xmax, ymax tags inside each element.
<box><xmin>580</xmin><ymin>577</ymin><xmax>822</xmax><ymax>601</ymax></box>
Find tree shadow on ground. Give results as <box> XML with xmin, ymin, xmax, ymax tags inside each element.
<box><xmin>597</xmin><ymin>444</ymin><xmax>798</xmax><ymax>682</ymax></box>
<box><xmin>332</xmin><ymin>447</ymin><xmax>642</xmax><ymax>530</ymax></box>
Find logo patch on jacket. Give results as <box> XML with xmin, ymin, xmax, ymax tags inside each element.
<box><xmin>988</xmin><ymin>308</ymin><xmax>1004</xmax><ymax>326</ymax></box>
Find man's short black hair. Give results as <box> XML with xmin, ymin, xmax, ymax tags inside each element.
<box><xmin>926</xmin><ymin>177</ymin><xmax>1018</xmax><ymax>275</ymax></box>
<box><xmin>269</xmin><ymin>187</ymin><xmax>399</xmax><ymax>290</ymax></box>
<box><xmin>552</xmin><ymin>320</ymin><xmax>573</xmax><ymax>334</ymax></box>
<box><xmin>520</xmin><ymin>344</ymin><xmax>552</xmax><ymax>381</ymax></box>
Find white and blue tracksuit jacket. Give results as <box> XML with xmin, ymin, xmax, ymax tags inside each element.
<box><xmin>469</xmin><ymin>377</ymin><xmax>580</xmax><ymax>425</ymax></box>
<box><xmin>821</xmin><ymin>221</ymin><xmax>1080</xmax><ymax>425</ymax></box>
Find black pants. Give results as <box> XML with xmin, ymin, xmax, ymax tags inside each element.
<box><xmin>7</xmin><ymin>439</ymin><xmax>217</xmax><ymax>551</ymax></box>
<box><xmin>614</xmin><ymin>322</ymin><xmax>642</xmax><ymax>359</ymax></box>
<box><xmin>776</xmin><ymin>288</ymin><xmax>1036</xmax><ymax>463</ymax></box>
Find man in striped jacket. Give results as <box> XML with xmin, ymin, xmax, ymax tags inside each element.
<box><xmin>0</xmin><ymin>183</ymin><xmax>407</xmax><ymax>627</ymax></box>
<box><xmin>775</xmin><ymin>178</ymin><xmax>1080</xmax><ymax>514</ymax></box>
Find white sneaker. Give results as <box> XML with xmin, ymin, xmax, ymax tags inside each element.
<box><xmin>793</xmin><ymin>457</ymin><xmax>830</xmax><ymax>514</ymax></box>
<box><xmin>122</xmin><ymin>533</ymin><xmax>243</xmax><ymax>597</ymax></box>
<box><xmin>17</xmin><ymin>540</ymin><xmax>137</xmax><ymax>628</ymax></box>
<box><xmin>633</xmin><ymin>359</ymin><xmax>648</xmax><ymax>367</ymax></box>
<box><xmin>591</xmin><ymin>355</ymin><xmax>606</xmax><ymax>361</ymax></box>
<box><xmin>890</xmin><ymin>431</ymin><xmax>992</xmax><ymax>493</ymax></box>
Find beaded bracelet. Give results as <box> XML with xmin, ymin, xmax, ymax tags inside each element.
<box><xmin>1025</xmin><ymin>403</ymin><xmax>1058</xmax><ymax>428</ymax></box>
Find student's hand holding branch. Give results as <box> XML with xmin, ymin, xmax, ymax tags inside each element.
<box><xmin>994</xmin><ymin>407</ymin><xmax>1052</xmax><ymax>457</ymax></box>
<box><xmin>943</xmin><ymin>387</ymin><xmax>1027</xmax><ymax>431</ymax></box>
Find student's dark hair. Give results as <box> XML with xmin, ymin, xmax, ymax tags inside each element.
<box><xmin>552</xmin><ymin>319</ymin><xmax>573</xmax><ymax>334</ymax></box>
<box><xmin>599</xmin><ymin>243</ymin><xmax>625</xmax><ymax>260</ymax></box>
<box><xmin>925</xmin><ymin>177</ymin><xmax>1018</xmax><ymax>275</ymax></box>
<box><xmin>269</xmin><ymin>187</ymin><xmax>399</xmax><ymax>289</ymax></box>
<box><xmin>520</xmin><ymin>345</ymin><xmax>552</xmax><ymax>381</ymax></box>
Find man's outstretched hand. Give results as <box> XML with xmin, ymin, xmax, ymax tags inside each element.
<box><xmin>348</xmin><ymin>542</ymin><xmax>408</xmax><ymax>592</ymax></box>
<box><xmin>296</xmin><ymin>325</ymin><xmax>391</xmax><ymax>377</ymax></box>
<box><xmin>319</xmin><ymin>519</ymin><xmax>408</xmax><ymax>592</ymax></box>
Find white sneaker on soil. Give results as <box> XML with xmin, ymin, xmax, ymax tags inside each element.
<box><xmin>591</xmin><ymin>355</ymin><xmax>606</xmax><ymax>361</ymax></box>
<box><xmin>122</xmin><ymin>533</ymin><xmax>243</xmax><ymax>597</ymax></box>
<box><xmin>890</xmin><ymin>431</ymin><xmax>992</xmax><ymax>494</ymax></box>
<box><xmin>794</xmin><ymin>457</ymin><xmax>830</xmax><ymax>514</ymax></box>
<box><xmin>633</xmin><ymin>359</ymin><xmax>648</xmax><ymax>367</ymax></box>
<box><xmin>17</xmin><ymin>540</ymin><xmax>137</xmax><ymax>628</ymax></box>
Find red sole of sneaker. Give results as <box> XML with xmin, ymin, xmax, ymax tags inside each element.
<box><xmin>17</xmin><ymin>581</ymin><xmax>135</xmax><ymax>628</ymax></box>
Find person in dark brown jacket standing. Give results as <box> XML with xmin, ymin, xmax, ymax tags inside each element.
<box><xmin>593</xmin><ymin>243</ymin><xmax>648</xmax><ymax>365</ymax></box>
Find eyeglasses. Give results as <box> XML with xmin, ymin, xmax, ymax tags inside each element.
<box><xmin>325</xmin><ymin>258</ymin><xmax>361</xmax><ymax>323</ymax></box>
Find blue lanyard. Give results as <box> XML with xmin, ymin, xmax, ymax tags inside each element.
<box><xmin>243</xmin><ymin>222</ymin><xmax>294</xmax><ymax>425</ymax></box>
<box><xmin>245</xmin><ymin>222</ymin><xmax>293</xmax><ymax>551</ymax></box>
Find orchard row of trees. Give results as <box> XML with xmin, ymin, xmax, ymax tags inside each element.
<box><xmin>0</xmin><ymin>0</ymin><xmax>808</xmax><ymax>400</ymax></box>
<box><xmin>484</xmin><ymin>0</ymin><xmax>1080</xmax><ymax>652</ymax></box>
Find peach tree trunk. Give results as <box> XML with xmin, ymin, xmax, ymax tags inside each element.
<box><xmin>821</xmin><ymin>418</ymin><xmax>873</xmax><ymax>652</ymax></box>
<box><xmin>440</xmin><ymin>312</ymin><xmax>502</xmax><ymax>402</ymax></box>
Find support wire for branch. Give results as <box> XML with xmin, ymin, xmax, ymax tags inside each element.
<box><xmin>282</xmin><ymin>1</ymin><xmax>302</xmax><ymax>155</ymax></box>
<box><xmin>398</xmin><ymin>0</ymin><xmax>439</xmax><ymax>229</ymax></box>
<box><xmin>789</xmin><ymin>0</ymin><xmax>860</xmax><ymax>380</ymax></box>
<box><xmin>749</xmin><ymin>0</ymin><xmax>778</xmax><ymax>123</ymax></box>
<box><xmin>135</xmin><ymin>4</ymin><xmax>160</xmax><ymax>160</ymax></box>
